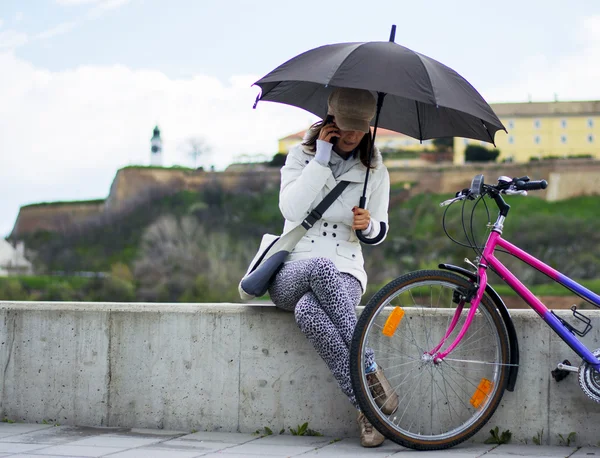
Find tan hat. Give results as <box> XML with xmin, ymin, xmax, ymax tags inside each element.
<box><xmin>327</xmin><ymin>88</ymin><xmax>376</xmax><ymax>133</ymax></box>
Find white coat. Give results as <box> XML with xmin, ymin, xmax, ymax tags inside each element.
<box><xmin>279</xmin><ymin>143</ymin><xmax>390</xmax><ymax>292</ymax></box>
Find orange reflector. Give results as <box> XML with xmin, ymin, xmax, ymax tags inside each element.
<box><xmin>470</xmin><ymin>378</ymin><xmax>493</xmax><ymax>409</ymax></box>
<box><xmin>382</xmin><ymin>307</ymin><xmax>405</xmax><ymax>337</ymax></box>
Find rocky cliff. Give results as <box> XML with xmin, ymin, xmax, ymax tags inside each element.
<box><xmin>10</xmin><ymin>159</ymin><xmax>600</xmax><ymax>238</ymax></box>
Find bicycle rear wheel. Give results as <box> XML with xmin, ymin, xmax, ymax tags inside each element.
<box><xmin>350</xmin><ymin>270</ymin><xmax>510</xmax><ymax>450</ymax></box>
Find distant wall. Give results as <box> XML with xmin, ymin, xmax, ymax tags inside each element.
<box><xmin>11</xmin><ymin>202</ymin><xmax>105</xmax><ymax>237</ymax></box>
<box><xmin>10</xmin><ymin>159</ymin><xmax>600</xmax><ymax>238</ymax></box>
<box><xmin>1</xmin><ymin>302</ymin><xmax>599</xmax><ymax>445</ymax></box>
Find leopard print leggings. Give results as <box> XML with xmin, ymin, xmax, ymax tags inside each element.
<box><xmin>268</xmin><ymin>257</ymin><xmax>375</xmax><ymax>409</ymax></box>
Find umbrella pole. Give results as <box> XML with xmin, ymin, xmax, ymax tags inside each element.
<box><xmin>359</xmin><ymin>92</ymin><xmax>385</xmax><ymax>208</ymax></box>
<box><xmin>356</xmin><ymin>92</ymin><xmax>387</xmax><ymax>245</ymax></box>
<box><xmin>359</xmin><ymin>24</ymin><xmax>395</xmax><ymax>208</ymax></box>
<box><xmin>355</xmin><ymin>24</ymin><xmax>396</xmax><ymax>244</ymax></box>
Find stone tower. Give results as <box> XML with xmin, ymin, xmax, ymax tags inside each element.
<box><xmin>150</xmin><ymin>125</ymin><xmax>163</xmax><ymax>166</ymax></box>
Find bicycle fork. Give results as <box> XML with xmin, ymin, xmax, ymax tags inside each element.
<box><xmin>427</xmin><ymin>266</ymin><xmax>488</xmax><ymax>364</ymax></box>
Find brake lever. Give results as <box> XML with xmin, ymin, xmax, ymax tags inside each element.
<box><xmin>504</xmin><ymin>187</ymin><xmax>528</xmax><ymax>196</ymax></box>
<box><xmin>440</xmin><ymin>195</ymin><xmax>466</xmax><ymax>207</ymax></box>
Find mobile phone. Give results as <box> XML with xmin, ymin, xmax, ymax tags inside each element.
<box><xmin>324</xmin><ymin>115</ymin><xmax>338</xmax><ymax>145</ymax></box>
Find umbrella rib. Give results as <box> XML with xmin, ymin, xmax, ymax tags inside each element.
<box><xmin>481</xmin><ymin>120</ymin><xmax>496</xmax><ymax>147</ymax></box>
<box><xmin>415</xmin><ymin>101</ymin><xmax>423</xmax><ymax>142</ymax></box>
<box><xmin>413</xmin><ymin>53</ymin><xmax>438</xmax><ymax>105</ymax></box>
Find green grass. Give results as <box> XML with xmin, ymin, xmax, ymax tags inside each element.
<box><xmin>493</xmin><ymin>279</ymin><xmax>600</xmax><ymax>297</ymax></box>
<box><xmin>22</xmin><ymin>199</ymin><xmax>105</xmax><ymax>208</ymax></box>
<box><xmin>0</xmin><ymin>275</ymin><xmax>93</xmax><ymax>290</ymax></box>
<box><xmin>122</xmin><ymin>165</ymin><xmax>197</xmax><ymax>171</ymax></box>
<box><xmin>12</xmin><ymin>186</ymin><xmax>600</xmax><ymax>304</ymax></box>
<box><xmin>503</xmin><ymin>194</ymin><xmax>600</xmax><ymax>221</ymax></box>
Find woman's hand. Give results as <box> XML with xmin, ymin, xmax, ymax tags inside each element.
<box><xmin>352</xmin><ymin>207</ymin><xmax>371</xmax><ymax>231</ymax></box>
<box><xmin>318</xmin><ymin>120</ymin><xmax>340</xmax><ymax>144</ymax></box>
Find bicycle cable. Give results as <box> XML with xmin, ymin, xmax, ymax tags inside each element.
<box><xmin>442</xmin><ymin>185</ymin><xmax>515</xmax><ymax>263</ymax></box>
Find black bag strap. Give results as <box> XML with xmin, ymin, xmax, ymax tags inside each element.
<box><xmin>301</xmin><ymin>181</ymin><xmax>350</xmax><ymax>230</ymax></box>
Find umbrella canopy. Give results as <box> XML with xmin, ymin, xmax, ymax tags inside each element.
<box><xmin>254</xmin><ymin>41</ymin><xmax>505</xmax><ymax>144</ymax></box>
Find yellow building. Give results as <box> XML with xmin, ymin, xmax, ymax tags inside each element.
<box><xmin>278</xmin><ymin>127</ymin><xmax>433</xmax><ymax>154</ymax></box>
<box><xmin>454</xmin><ymin>101</ymin><xmax>600</xmax><ymax>164</ymax></box>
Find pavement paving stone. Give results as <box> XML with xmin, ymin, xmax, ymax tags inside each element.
<box><xmin>486</xmin><ymin>444</ymin><xmax>577</xmax><ymax>457</ymax></box>
<box><xmin>6</xmin><ymin>455</ymin><xmax>77</xmax><ymax>458</ymax></box>
<box><xmin>252</xmin><ymin>434</ymin><xmax>334</xmax><ymax>447</ymax></box>
<box><xmin>0</xmin><ymin>425</ymin><xmax>54</xmax><ymax>440</ymax></box>
<box><xmin>0</xmin><ymin>425</ymin><xmax>597</xmax><ymax>458</ymax></box>
<box><xmin>63</xmin><ymin>435</ymin><xmax>163</xmax><ymax>448</ymax></box>
<box><xmin>215</xmin><ymin>442</ymin><xmax>320</xmax><ymax>456</ymax></box>
<box><xmin>573</xmin><ymin>448</ymin><xmax>600</xmax><ymax>457</ymax></box>
<box><xmin>127</xmin><ymin>429</ymin><xmax>187</xmax><ymax>437</ymax></box>
<box><xmin>137</xmin><ymin>439</ymin><xmax>240</xmax><ymax>453</ymax></box>
<box><xmin>0</xmin><ymin>443</ymin><xmax>54</xmax><ymax>454</ymax></box>
<box><xmin>0</xmin><ymin>426</ymin><xmax>125</xmax><ymax>445</ymax></box>
<box><xmin>174</xmin><ymin>431</ymin><xmax>257</xmax><ymax>444</ymax></box>
<box><xmin>104</xmin><ymin>448</ymin><xmax>203</xmax><ymax>458</ymax></box>
<box><xmin>23</xmin><ymin>444</ymin><xmax>128</xmax><ymax>457</ymax></box>
<box><xmin>296</xmin><ymin>437</ymin><xmax>403</xmax><ymax>457</ymax></box>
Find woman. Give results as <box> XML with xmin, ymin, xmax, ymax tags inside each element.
<box><xmin>268</xmin><ymin>87</ymin><xmax>398</xmax><ymax>448</ymax></box>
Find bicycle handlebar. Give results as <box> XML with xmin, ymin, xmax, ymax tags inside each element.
<box><xmin>515</xmin><ymin>179</ymin><xmax>548</xmax><ymax>191</ymax></box>
<box><xmin>439</xmin><ymin>174</ymin><xmax>549</xmax><ymax>208</ymax></box>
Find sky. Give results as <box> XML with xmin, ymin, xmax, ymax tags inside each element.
<box><xmin>2</xmin><ymin>0</ymin><xmax>600</xmax><ymax>237</ymax></box>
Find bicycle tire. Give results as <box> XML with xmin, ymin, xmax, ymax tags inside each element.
<box><xmin>350</xmin><ymin>270</ymin><xmax>510</xmax><ymax>450</ymax></box>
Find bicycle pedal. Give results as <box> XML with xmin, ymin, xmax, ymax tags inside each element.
<box><xmin>551</xmin><ymin>359</ymin><xmax>575</xmax><ymax>382</ymax></box>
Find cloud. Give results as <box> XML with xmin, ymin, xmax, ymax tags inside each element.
<box><xmin>0</xmin><ymin>18</ymin><xmax>4</xmax><ymax>28</ymax></box>
<box><xmin>0</xmin><ymin>51</ymin><xmax>316</xmax><ymax>237</ymax></box>
<box><xmin>0</xmin><ymin>30</ymin><xmax>28</xmax><ymax>50</ymax></box>
<box><xmin>35</xmin><ymin>21</ymin><xmax>78</xmax><ymax>40</ymax></box>
<box><xmin>56</xmin><ymin>0</ymin><xmax>132</xmax><ymax>12</ymax></box>
<box><xmin>484</xmin><ymin>15</ymin><xmax>600</xmax><ymax>103</ymax></box>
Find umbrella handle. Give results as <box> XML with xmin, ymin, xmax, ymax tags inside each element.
<box><xmin>355</xmin><ymin>197</ymin><xmax>386</xmax><ymax>244</ymax></box>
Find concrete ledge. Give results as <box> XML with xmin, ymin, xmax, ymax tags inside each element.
<box><xmin>1</xmin><ymin>302</ymin><xmax>599</xmax><ymax>445</ymax></box>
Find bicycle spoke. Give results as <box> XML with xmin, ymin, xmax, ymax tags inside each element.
<box><xmin>351</xmin><ymin>271</ymin><xmax>509</xmax><ymax>450</ymax></box>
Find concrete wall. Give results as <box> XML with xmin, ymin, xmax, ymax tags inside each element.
<box><xmin>1</xmin><ymin>302</ymin><xmax>599</xmax><ymax>446</ymax></box>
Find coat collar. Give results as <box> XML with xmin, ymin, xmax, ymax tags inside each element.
<box><xmin>299</xmin><ymin>143</ymin><xmax>383</xmax><ymax>170</ymax></box>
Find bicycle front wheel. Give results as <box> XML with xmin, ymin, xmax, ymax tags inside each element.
<box><xmin>350</xmin><ymin>270</ymin><xmax>510</xmax><ymax>450</ymax></box>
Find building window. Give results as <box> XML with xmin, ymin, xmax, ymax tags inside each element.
<box><xmin>534</xmin><ymin>119</ymin><xmax>541</xmax><ymax>129</ymax></box>
<box><xmin>508</xmin><ymin>120</ymin><xmax>514</xmax><ymax>129</ymax></box>
<box><xmin>588</xmin><ymin>134</ymin><xmax>594</xmax><ymax>143</ymax></box>
<box><xmin>561</xmin><ymin>135</ymin><xmax>567</xmax><ymax>144</ymax></box>
<box><xmin>588</xmin><ymin>118</ymin><xmax>594</xmax><ymax>128</ymax></box>
<box><xmin>508</xmin><ymin>136</ymin><xmax>514</xmax><ymax>144</ymax></box>
<box><xmin>534</xmin><ymin>135</ymin><xmax>541</xmax><ymax>144</ymax></box>
<box><xmin>561</xmin><ymin>119</ymin><xmax>567</xmax><ymax>128</ymax></box>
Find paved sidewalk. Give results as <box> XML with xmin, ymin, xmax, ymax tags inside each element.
<box><xmin>0</xmin><ymin>423</ymin><xmax>598</xmax><ymax>457</ymax></box>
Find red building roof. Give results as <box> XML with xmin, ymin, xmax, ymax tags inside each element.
<box><xmin>280</xmin><ymin>127</ymin><xmax>409</xmax><ymax>141</ymax></box>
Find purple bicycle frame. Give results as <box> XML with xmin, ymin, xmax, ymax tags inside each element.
<box><xmin>433</xmin><ymin>231</ymin><xmax>600</xmax><ymax>370</ymax></box>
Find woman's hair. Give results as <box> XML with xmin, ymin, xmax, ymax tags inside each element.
<box><xmin>301</xmin><ymin>121</ymin><xmax>374</xmax><ymax>169</ymax></box>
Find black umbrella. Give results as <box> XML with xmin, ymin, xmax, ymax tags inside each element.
<box><xmin>253</xmin><ymin>25</ymin><xmax>505</xmax><ymax>243</ymax></box>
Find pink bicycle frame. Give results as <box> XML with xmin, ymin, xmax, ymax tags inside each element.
<box><xmin>432</xmin><ymin>229</ymin><xmax>600</xmax><ymax>370</ymax></box>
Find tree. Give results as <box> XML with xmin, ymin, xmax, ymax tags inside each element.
<box><xmin>464</xmin><ymin>145</ymin><xmax>500</xmax><ymax>162</ymax></box>
<box><xmin>133</xmin><ymin>215</ymin><xmax>247</xmax><ymax>302</ymax></box>
<box><xmin>181</xmin><ymin>137</ymin><xmax>212</xmax><ymax>169</ymax></box>
<box><xmin>432</xmin><ymin>137</ymin><xmax>454</xmax><ymax>152</ymax></box>
<box><xmin>269</xmin><ymin>153</ymin><xmax>287</xmax><ymax>167</ymax></box>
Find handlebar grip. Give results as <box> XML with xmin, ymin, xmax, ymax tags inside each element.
<box><xmin>356</xmin><ymin>222</ymin><xmax>386</xmax><ymax>244</ymax></box>
<box><xmin>515</xmin><ymin>179</ymin><xmax>548</xmax><ymax>191</ymax></box>
<box><xmin>355</xmin><ymin>196</ymin><xmax>386</xmax><ymax>244</ymax></box>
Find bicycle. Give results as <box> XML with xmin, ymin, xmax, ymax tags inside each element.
<box><xmin>350</xmin><ymin>174</ymin><xmax>600</xmax><ymax>450</ymax></box>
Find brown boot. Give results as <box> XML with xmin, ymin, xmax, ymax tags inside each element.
<box><xmin>357</xmin><ymin>411</ymin><xmax>385</xmax><ymax>447</ymax></box>
<box><xmin>367</xmin><ymin>367</ymin><xmax>399</xmax><ymax>415</ymax></box>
